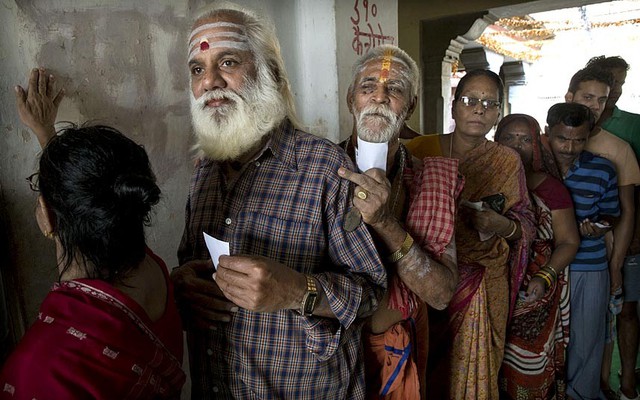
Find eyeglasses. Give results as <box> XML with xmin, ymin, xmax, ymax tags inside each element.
<box><xmin>26</xmin><ymin>172</ymin><xmax>39</xmax><ymax>192</ymax></box>
<box><xmin>458</xmin><ymin>96</ymin><xmax>501</xmax><ymax>110</ymax></box>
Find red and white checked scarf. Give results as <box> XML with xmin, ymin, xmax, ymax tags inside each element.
<box><xmin>389</xmin><ymin>156</ymin><xmax>464</xmax><ymax>318</ymax></box>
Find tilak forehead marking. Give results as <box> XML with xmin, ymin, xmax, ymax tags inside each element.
<box><xmin>188</xmin><ymin>21</ymin><xmax>250</xmax><ymax>61</ymax></box>
<box><xmin>378</xmin><ymin>49</ymin><xmax>394</xmax><ymax>83</ymax></box>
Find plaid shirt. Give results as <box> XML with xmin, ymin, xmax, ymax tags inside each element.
<box><xmin>178</xmin><ymin>120</ymin><xmax>386</xmax><ymax>399</ymax></box>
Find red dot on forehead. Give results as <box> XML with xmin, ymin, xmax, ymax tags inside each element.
<box><xmin>200</xmin><ymin>41</ymin><xmax>210</xmax><ymax>51</ymax></box>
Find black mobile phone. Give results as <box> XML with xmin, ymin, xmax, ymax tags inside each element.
<box><xmin>480</xmin><ymin>193</ymin><xmax>506</xmax><ymax>214</ymax></box>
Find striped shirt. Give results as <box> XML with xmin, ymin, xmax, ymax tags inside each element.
<box><xmin>564</xmin><ymin>151</ymin><xmax>620</xmax><ymax>271</ymax></box>
<box><xmin>178</xmin><ymin>119</ymin><xmax>386</xmax><ymax>399</ymax></box>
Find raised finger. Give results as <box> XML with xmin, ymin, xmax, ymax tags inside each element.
<box><xmin>338</xmin><ymin>166</ymin><xmax>372</xmax><ymax>187</ymax></box>
<box><xmin>38</xmin><ymin>68</ymin><xmax>48</xmax><ymax>95</ymax></box>
<box><xmin>27</xmin><ymin>68</ymin><xmax>38</xmax><ymax>98</ymax></box>
<box><xmin>46</xmin><ymin>73</ymin><xmax>55</xmax><ymax>97</ymax></box>
<box><xmin>14</xmin><ymin>86</ymin><xmax>26</xmax><ymax>106</ymax></box>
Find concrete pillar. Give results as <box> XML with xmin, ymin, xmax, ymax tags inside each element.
<box><xmin>420</xmin><ymin>12</ymin><xmax>499</xmax><ymax>133</ymax></box>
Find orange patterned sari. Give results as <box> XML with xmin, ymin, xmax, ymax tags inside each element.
<box><xmin>408</xmin><ymin>135</ymin><xmax>534</xmax><ymax>400</ymax></box>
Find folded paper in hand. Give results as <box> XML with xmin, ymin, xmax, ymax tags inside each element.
<box><xmin>356</xmin><ymin>137</ymin><xmax>388</xmax><ymax>172</ymax></box>
<box><xmin>460</xmin><ymin>200</ymin><xmax>494</xmax><ymax>242</ymax></box>
<box><xmin>203</xmin><ymin>232</ymin><xmax>229</xmax><ymax>270</ymax></box>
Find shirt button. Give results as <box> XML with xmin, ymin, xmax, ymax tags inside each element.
<box><xmin>207</xmin><ymin>348</ymin><xmax>213</xmax><ymax>356</ymax></box>
<box><xmin>255</xmin><ymin>161</ymin><xmax>261</xmax><ymax>167</ymax></box>
<box><xmin>212</xmin><ymin>386</ymin><xmax>219</xmax><ymax>393</ymax></box>
<box><xmin>225</xmin><ymin>217</ymin><xmax>232</xmax><ymax>225</ymax></box>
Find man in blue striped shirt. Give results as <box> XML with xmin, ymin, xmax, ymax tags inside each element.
<box><xmin>545</xmin><ymin>102</ymin><xmax>620</xmax><ymax>400</ymax></box>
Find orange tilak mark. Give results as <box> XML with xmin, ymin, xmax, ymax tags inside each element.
<box><xmin>378</xmin><ymin>51</ymin><xmax>393</xmax><ymax>83</ymax></box>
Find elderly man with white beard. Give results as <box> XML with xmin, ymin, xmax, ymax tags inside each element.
<box><xmin>171</xmin><ymin>3</ymin><xmax>386</xmax><ymax>400</ymax></box>
<box><xmin>337</xmin><ymin>45</ymin><xmax>462</xmax><ymax>399</ymax></box>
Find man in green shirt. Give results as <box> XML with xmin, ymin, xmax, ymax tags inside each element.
<box><xmin>587</xmin><ymin>55</ymin><xmax>640</xmax><ymax>400</ymax></box>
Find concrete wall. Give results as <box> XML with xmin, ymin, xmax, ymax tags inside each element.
<box><xmin>2</xmin><ymin>0</ymin><xmax>195</xmax><ymax>328</ymax></box>
<box><xmin>336</xmin><ymin>0</ymin><xmax>398</xmax><ymax>141</ymax></box>
<box><xmin>0</xmin><ymin>0</ymin><xmax>397</xmax><ymax>344</ymax></box>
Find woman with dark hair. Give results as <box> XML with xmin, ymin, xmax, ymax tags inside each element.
<box><xmin>406</xmin><ymin>69</ymin><xmax>535</xmax><ymax>399</ymax></box>
<box><xmin>495</xmin><ymin>114</ymin><xmax>579</xmax><ymax>399</ymax></box>
<box><xmin>0</xmin><ymin>69</ymin><xmax>185</xmax><ymax>399</ymax></box>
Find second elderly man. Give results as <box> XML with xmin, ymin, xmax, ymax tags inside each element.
<box><xmin>338</xmin><ymin>44</ymin><xmax>462</xmax><ymax>399</ymax></box>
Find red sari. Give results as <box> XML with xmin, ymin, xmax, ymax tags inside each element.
<box><xmin>500</xmin><ymin>176</ymin><xmax>573</xmax><ymax>399</ymax></box>
<box><xmin>0</xmin><ymin>249</ymin><xmax>185</xmax><ymax>400</ymax></box>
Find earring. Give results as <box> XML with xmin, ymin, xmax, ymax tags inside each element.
<box><xmin>45</xmin><ymin>231</ymin><xmax>55</xmax><ymax>240</ymax></box>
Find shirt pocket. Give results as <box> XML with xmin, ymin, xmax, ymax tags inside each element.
<box><xmin>234</xmin><ymin>210</ymin><xmax>326</xmax><ymax>273</ymax></box>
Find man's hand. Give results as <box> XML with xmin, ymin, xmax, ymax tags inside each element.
<box><xmin>338</xmin><ymin>167</ymin><xmax>393</xmax><ymax>228</ymax></box>
<box><xmin>610</xmin><ymin>266</ymin><xmax>623</xmax><ymax>294</ymax></box>
<box><xmin>579</xmin><ymin>218</ymin><xmax>612</xmax><ymax>239</ymax></box>
<box><xmin>171</xmin><ymin>259</ymin><xmax>239</xmax><ymax>329</ymax></box>
<box><xmin>15</xmin><ymin>67</ymin><xmax>64</xmax><ymax>148</ymax></box>
<box><xmin>214</xmin><ymin>255</ymin><xmax>306</xmax><ymax>313</ymax></box>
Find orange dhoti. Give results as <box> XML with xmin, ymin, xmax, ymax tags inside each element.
<box><xmin>364</xmin><ymin>303</ymin><xmax>428</xmax><ymax>400</ymax></box>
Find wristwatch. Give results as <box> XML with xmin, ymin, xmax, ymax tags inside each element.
<box><xmin>300</xmin><ymin>274</ymin><xmax>318</xmax><ymax>316</ymax></box>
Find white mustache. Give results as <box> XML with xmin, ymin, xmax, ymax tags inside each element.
<box><xmin>196</xmin><ymin>89</ymin><xmax>244</xmax><ymax>109</ymax></box>
<box><xmin>359</xmin><ymin>105</ymin><xmax>397</xmax><ymax>122</ymax></box>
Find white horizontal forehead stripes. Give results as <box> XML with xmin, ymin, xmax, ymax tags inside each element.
<box><xmin>188</xmin><ymin>31</ymin><xmax>247</xmax><ymax>50</ymax></box>
<box><xmin>187</xmin><ymin>22</ymin><xmax>250</xmax><ymax>61</ymax></box>
<box><xmin>189</xmin><ymin>21</ymin><xmax>246</xmax><ymax>40</ymax></box>
<box><xmin>188</xmin><ymin>40</ymin><xmax>250</xmax><ymax>62</ymax></box>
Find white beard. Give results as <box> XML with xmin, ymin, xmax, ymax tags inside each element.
<box><xmin>189</xmin><ymin>71</ymin><xmax>286</xmax><ymax>161</ymax></box>
<box><xmin>356</xmin><ymin>104</ymin><xmax>406</xmax><ymax>143</ymax></box>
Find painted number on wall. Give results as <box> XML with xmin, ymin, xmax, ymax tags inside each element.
<box><xmin>351</xmin><ymin>0</ymin><xmax>395</xmax><ymax>55</ymax></box>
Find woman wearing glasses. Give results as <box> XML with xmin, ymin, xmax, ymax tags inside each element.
<box><xmin>406</xmin><ymin>69</ymin><xmax>535</xmax><ymax>399</ymax></box>
<box><xmin>0</xmin><ymin>68</ymin><xmax>185</xmax><ymax>399</ymax></box>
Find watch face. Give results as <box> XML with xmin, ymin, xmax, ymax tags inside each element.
<box><xmin>303</xmin><ymin>293</ymin><xmax>318</xmax><ymax>315</ymax></box>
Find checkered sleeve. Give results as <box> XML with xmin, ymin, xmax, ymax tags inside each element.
<box><xmin>406</xmin><ymin>157</ymin><xmax>464</xmax><ymax>258</ymax></box>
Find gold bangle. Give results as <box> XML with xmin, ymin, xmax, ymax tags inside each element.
<box><xmin>533</xmin><ymin>270</ymin><xmax>554</xmax><ymax>289</ymax></box>
<box><xmin>387</xmin><ymin>232</ymin><xmax>414</xmax><ymax>263</ymax></box>
<box><xmin>541</xmin><ymin>265</ymin><xmax>558</xmax><ymax>281</ymax></box>
<box><xmin>533</xmin><ymin>272</ymin><xmax>551</xmax><ymax>289</ymax></box>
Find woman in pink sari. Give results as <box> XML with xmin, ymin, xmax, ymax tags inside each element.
<box><xmin>1</xmin><ymin>69</ymin><xmax>185</xmax><ymax>399</ymax></box>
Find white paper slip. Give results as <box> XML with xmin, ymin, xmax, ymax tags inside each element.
<box><xmin>356</xmin><ymin>137</ymin><xmax>388</xmax><ymax>172</ymax></box>
<box><xmin>460</xmin><ymin>199</ymin><xmax>484</xmax><ymax>211</ymax></box>
<box><xmin>203</xmin><ymin>232</ymin><xmax>230</xmax><ymax>270</ymax></box>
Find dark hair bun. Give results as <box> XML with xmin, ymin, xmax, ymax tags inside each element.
<box><xmin>113</xmin><ymin>173</ymin><xmax>161</xmax><ymax>217</ymax></box>
<box><xmin>38</xmin><ymin>123</ymin><xmax>161</xmax><ymax>282</ymax></box>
